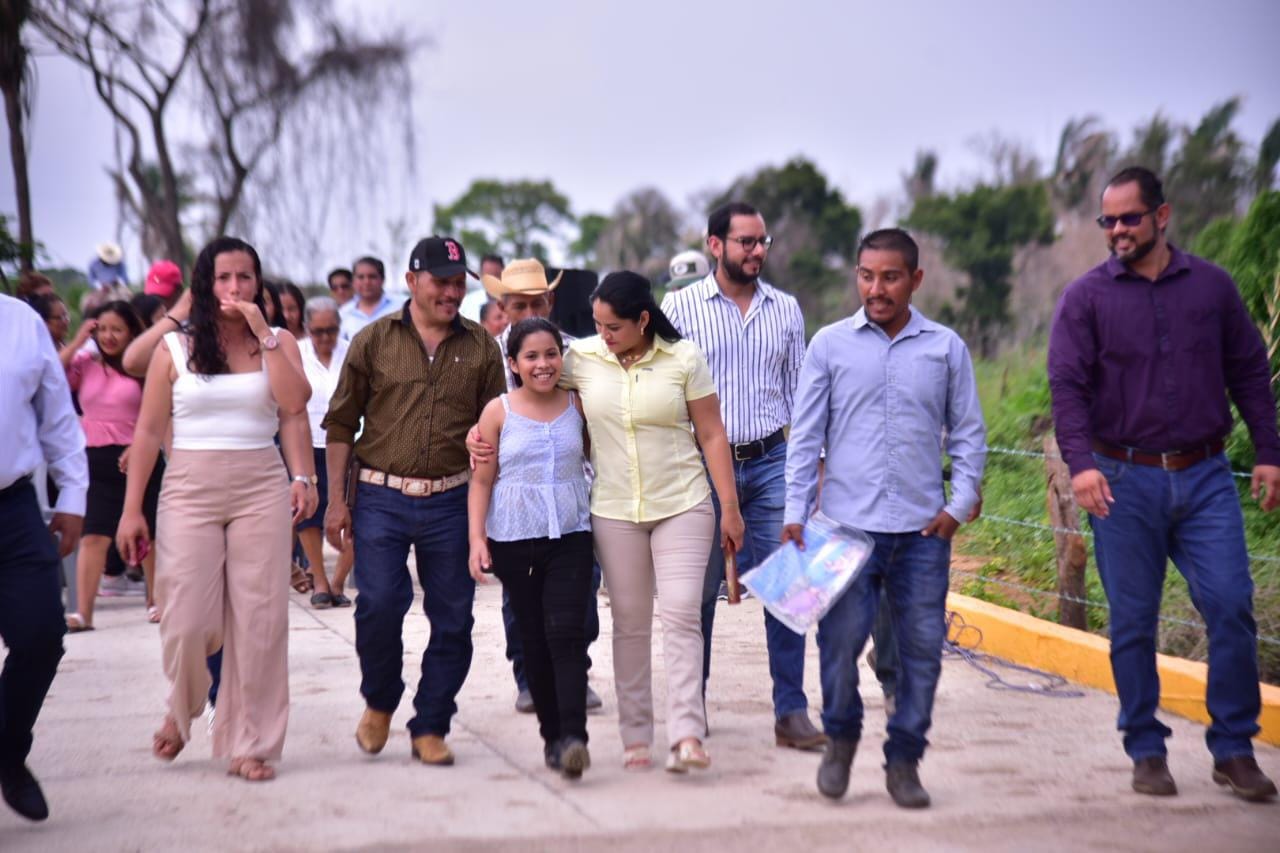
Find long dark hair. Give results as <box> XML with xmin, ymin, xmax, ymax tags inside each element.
<box><xmin>262</xmin><ymin>280</ymin><xmax>285</xmax><ymax>326</ymax></box>
<box><xmin>130</xmin><ymin>293</ymin><xmax>166</xmax><ymax>328</ymax></box>
<box><xmin>505</xmin><ymin>317</ymin><xmax>565</xmax><ymax>389</ymax></box>
<box><xmin>187</xmin><ymin>236</ymin><xmax>267</xmax><ymax>376</ymax></box>
<box><xmin>591</xmin><ymin>271</ymin><xmax>682</xmax><ymax>343</ymax></box>
<box><xmin>90</xmin><ymin>300</ymin><xmax>145</xmax><ymax>384</ymax></box>
<box><xmin>281</xmin><ymin>281</ymin><xmax>307</xmax><ymax>336</ymax></box>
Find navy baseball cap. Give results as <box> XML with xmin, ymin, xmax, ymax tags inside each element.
<box><xmin>408</xmin><ymin>236</ymin><xmax>475</xmax><ymax>278</ymax></box>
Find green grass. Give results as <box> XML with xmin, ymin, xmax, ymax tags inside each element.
<box><xmin>957</xmin><ymin>347</ymin><xmax>1280</xmax><ymax>684</ymax></box>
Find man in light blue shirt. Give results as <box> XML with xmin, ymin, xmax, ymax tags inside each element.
<box><xmin>0</xmin><ymin>294</ymin><xmax>89</xmax><ymax>822</ymax></box>
<box><xmin>340</xmin><ymin>255</ymin><xmax>401</xmax><ymax>339</ymax></box>
<box><xmin>783</xmin><ymin>228</ymin><xmax>986</xmax><ymax>809</ymax></box>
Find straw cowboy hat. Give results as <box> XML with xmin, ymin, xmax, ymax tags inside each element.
<box><xmin>482</xmin><ymin>258</ymin><xmax>563</xmax><ymax>300</ymax></box>
<box><xmin>96</xmin><ymin>241</ymin><xmax>124</xmax><ymax>265</ymax></box>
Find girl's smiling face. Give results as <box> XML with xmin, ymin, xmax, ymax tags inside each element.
<box><xmin>510</xmin><ymin>330</ymin><xmax>563</xmax><ymax>392</ymax></box>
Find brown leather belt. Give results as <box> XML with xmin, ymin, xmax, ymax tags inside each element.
<box><xmin>358</xmin><ymin>467</ymin><xmax>470</xmax><ymax>497</ymax></box>
<box><xmin>1091</xmin><ymin>440</ymin><xmax>1224</xmax><ymax>472</ymax></box>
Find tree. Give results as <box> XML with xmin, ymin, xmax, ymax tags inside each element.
<box><xmin>593</xmin><ymin>187</ymin><xmax>684</xmax><ymax>282</ymax></box>
<box><xmin>710</xmin><ymin>157</ymin><xmax>863</xmax><ymax>331</ymax></box>
<box><xmin>1</xmin><ymin>0</ymin><xmax>34</xmax><ymax>271</ymax></box>
<box><xmin>569</xmin><ymin>212</ymin><xmax>608</xmax><ymax>267</ymax></box>
<box><xmin>902</xmin><ymin>150</ymin><xmax>938</xmax><ymax>204</ymax></box>
<box><xmin>1255</xmin><ymin>118</ymin><xmax>1280</xmax><ymax>194</ymax></box>
<box><xmin>433</xmin><ymin>179</ymin><xmax>574</xmax><ymax>261</ymax></box>
<box><xmin>907</xmin><ymin>182</ymin><xmax>1055</xmax><ymax>357</ymax></box>
<box><xmin>1165</xmin><ymin>98</ymin><xmax>1248</xmax><ymax>246</ymax></box>
<box><xmin>1123</xmin><ymin>113</ymin><xmax>1175</xmax><ymax>178</ymax></box>
<box><xmin>1051</xmin><ymin>116</ymin><xmax>1113</xmax><ymax>212</ymax></box>
<box><xmin>33</xmin><ymin>0</ymin><xmax>414</xmax><ymax>269</ymax></box>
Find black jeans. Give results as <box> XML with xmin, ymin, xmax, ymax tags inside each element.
<box><xmin>490</xmin><ymin>532</ymin><xmax>594</xmax><ymax>748</ymax></box>
<box><xmin>0</xmin><ymin>479</ymin><xmax>66</xmax><ymax>767</ymax></box>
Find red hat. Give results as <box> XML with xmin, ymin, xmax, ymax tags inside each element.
<box><xmin>145</xmin><ymin>260</ymin><xmax>182</xmax><ymax>298</ymax></box>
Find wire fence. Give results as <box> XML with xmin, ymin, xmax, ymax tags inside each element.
<box><xmin>961</xmin><ymin>444</ymin><xmax>1280</xmax><ymax>648</ymax></box>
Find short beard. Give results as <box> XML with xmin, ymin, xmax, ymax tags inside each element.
<box><xmin>720</xmin><ymin>254</ymin><xmax>758</xmax><ymax>286</ymax></box>
<box><xmin>1111</xmin><ymin>233</ymin><xmax>1157</xmax><ymax>264</ymax></box>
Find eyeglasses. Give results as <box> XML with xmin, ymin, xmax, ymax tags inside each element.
<box><xmin>1096</xmin><ymin>210</ymin><xmax>1155</xmax><ymax>230</ymax></box>
<box><xmin>310</xmin><ymin>326</ymin><xmax>340</xmax><ymax>336</ymax></box>
<box><xmin>723</xmin><ymin>235</ymin><xmax>773</xmax><ymax>251</ymax></box>
<box><xmin>329</xmin><ymin>282</ymin><xmax>353</xmax><ymax>292</ymax></box>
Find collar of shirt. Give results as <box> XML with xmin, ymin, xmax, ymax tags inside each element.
<box><xmin>850</xmin><ymin>305</ymin><xmax>934</xmax><ymax>341</ymax></box>
<box><xmin>692</xmin><ymin>273</ymin><xmax>778</xmax><ymax>310</ymax></box>
<box><xmin>342</xmin><ymin>293</ymin><xmax>397</xmax><ymax>319</ymax></box>
<box><xmin>1103</xmin><ymin>244</ymin><xmax>1192</xmax><ymax>283</ymax></box>
<box><xmin>583</xmin><ymin>330</ymin><xmax>678</xmax><ymax>364</ymax></box>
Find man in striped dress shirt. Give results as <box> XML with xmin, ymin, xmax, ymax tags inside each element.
<box><xmin>661</xmin><ymin>202</ymin><xmax>822</xmax><ymax>750</ymax></box>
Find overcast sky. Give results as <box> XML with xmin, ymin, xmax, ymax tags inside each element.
<box><xmin>9</xmin><ymin>0</ymin><xmax>1280</xmax><ymax>281</ymax></box>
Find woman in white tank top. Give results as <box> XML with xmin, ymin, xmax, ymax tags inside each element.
<box><xmin>116</xmin><ymin>237</ymin><xmax>316</xmax><ymax>783</ymax></box>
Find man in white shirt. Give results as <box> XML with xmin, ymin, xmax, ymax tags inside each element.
<box><xmin>0</xmin><ymin>294</ymin><xmax>89</xmax><ymax>822</ymax></box>
<box><xmin>660</xmin><ymin>202</ymin><xmax>818</xmax><ymax>750</ymax></box>
<box><xmin>460</xmin><ymin>254</ymin><xmax>504</xmax><ymax>323</ymax></box>
<box><xmin>340</xmin><ymin>256</ymin><xmax>401</xmax><ymax>339</ymax></box>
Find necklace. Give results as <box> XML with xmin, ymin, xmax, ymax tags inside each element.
<box><xmin>619</xmin><ymin>349</ymin><xmax>645</xmax><ymax>365</ymax></box>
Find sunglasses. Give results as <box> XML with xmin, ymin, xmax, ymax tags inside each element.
<box><xmin>310</xmin><ymin>326</ymin><xmax>340</xmax><ymax>336</ymax></box>
<box><xmin>1096</xmin><ymin>210</ymin><xmax>1155</xmax><ymax>230</ymax></box>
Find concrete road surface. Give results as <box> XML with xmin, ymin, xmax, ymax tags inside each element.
<box><xmin>4</xmin><ymin>567</ymin><xmax>1276</xmax><ymax>851</ymax></box>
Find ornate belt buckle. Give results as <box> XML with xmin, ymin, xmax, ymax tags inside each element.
<box><xmin>403</xmin><ymin>478</ymin><xmax>427</xmax><ymax>496</ymax></box>
<box><xmin>369</xmin><ymin>470</ymin><xmax>386</xmax><ymax>486</ymax></box>
<box><xmin>1160</xmin><ymin>452</ymin><xmax>1174</xmax><ymax>471</ymax></box>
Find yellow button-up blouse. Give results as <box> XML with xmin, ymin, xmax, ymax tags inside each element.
<box><xmin>562</xmin><ymin>334</ymin><xmax>717</xmax><ymax>523</ymax></box>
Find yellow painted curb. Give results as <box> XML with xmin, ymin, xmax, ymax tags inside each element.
<box><xmin>946</xmin><ymin>592</ymin><xmax>1280</xmax><ymax>747</ymax></box>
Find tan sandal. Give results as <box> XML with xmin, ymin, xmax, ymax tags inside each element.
<box><xmin>152</xmin><ymin>716</ymin><xmax>184</xmax><ymax>762</ymax></box>
<box><xmin>289</xmin><ymin>562</ymin><xmax>313</xmax><ymax>594</ymax></box>
<box><xmin>623</xmin><ymin>744</ymin><xmax>652</xmax><ymax>771</ymax></box>
<box><xmin>65</xmin><ymin>612</ymin><xmax>94</xmax><ymax>633</ymax></box>
<box><xmin>666</xmin><ymin>739</ymin><xmax>711</xmax><ymax>773</ymax></box>
<box><xmin>228</xmin><ymin>757</ymin><xmax>276</xmax><ymax>782</ymax></box>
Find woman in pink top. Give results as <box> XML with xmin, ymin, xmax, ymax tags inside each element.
<box><xmin>61</xmin><ymin>301</ymin><xmax>164</xmax><ymax>630</ymax></box>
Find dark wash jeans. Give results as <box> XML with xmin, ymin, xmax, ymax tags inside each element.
<box><xmin>700</xmin><ymin>441</ymin><xmax>808</xmax><ymax>719</ymax></box>
<box><xmin>0</xmin><ymin>479</ymin><xmax>66</xmax><ymax>766</ymax></box>
<box><xmin>491</xmin><ymin>531</ymin><xmax>595</xmax><ymax>747</ymax></box>
<box><xmin>817</xmin><ymin>531</ymin><xmax>950</xmax><ymax>764</ymax></box>
<box><xmin>352</xmin><ymin>482</ymin><xmax>474</xmax><ymax>738</ymax></box>
<box><xmin>1089</xmin><ymin>452</ymin><xmax>1260</xmax><ymax>762</ymax></box>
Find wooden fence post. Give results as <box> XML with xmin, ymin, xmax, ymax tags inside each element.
<box><xmin>1044</xmin><ymin>434</ymin><xmax>1088</xmax><ymax>629</ymax></box>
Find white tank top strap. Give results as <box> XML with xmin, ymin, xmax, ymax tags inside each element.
<box><xmin>163</xmin><ymin>331</ymin><xmax>188</xmax><ymax>375</ymax></box>
<box><xmin>500</xmin><ymin>393</ymin><xmax>510</xmax><ymax>412</ymax></box>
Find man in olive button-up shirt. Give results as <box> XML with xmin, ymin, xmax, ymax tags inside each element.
<box><xmin>1048</xmin><ymin>167</ymin><xmax>1279</xmax><ymax>802</ymax></box>
<box><xmin>322</xmin><ymin>236</ymin><xmax>505</xmax><ymax>767</ymax></box>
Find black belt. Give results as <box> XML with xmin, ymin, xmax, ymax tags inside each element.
<box><xmin>731</xmin><ymin>429</ymin><xmax>785</xmax><ymax>462</ymax></box>
<box><xmin>1092</xmin><ymin>439</ymin><xmax>1224</xmax><ymax>472</ymax></box>
<box><xmin>0</xmin><ymin>475</ymin><xmax>32</xmax><ymax>498</ymax></box>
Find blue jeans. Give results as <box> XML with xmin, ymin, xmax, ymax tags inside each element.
<box><xmin>352</xmin><ymin>482</ymin><xmax>474</xmax><ymax>738</ymax></box>
<box><xmin>817</xmin><ymin>531</ymin><xmax>950</xmax><ymax>764</ymax></box>
<box><xmin>504</xmin><ymin>561</ymin><xmax>601</xmax><ymax>692</ymax></box>
<box><xmin>1089</xmin><ymin>452</ymin><xmax>1260</xmax><ymax>762</ymax></box>
<box><xmin>700</xmin><ymin>441</ymin><xmax>807</xmax><ymax>719</ymax></box>
<box><xmin>0</xmin><ymin>479</ymin><xmax>66</xmax><ymax>766</ymax></box>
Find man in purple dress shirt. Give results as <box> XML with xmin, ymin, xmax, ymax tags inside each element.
<box><xmin>1048</xmin><ymin>166</ymin><xmax>1279</xmax><ymax>803</ymax></box>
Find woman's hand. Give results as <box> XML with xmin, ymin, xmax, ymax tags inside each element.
<box><xmin>468</xmin><ymin>539</ymin><xmax>492</xmax><ymax>583</ymax></box>
<box><xmin>72</xmin><ymin>317</ymin><xmax>98</xmax><ymax>347</ymax></box>
<box><xmin>220</xmin><ymin>296</ymin><xmax>271</xmax><ymax>338</ymax></box>
<box><xmin>117</xmin><ymin>445</ymin><xmax>131</xmax><ymax>473</ymax></box>
<box><xmin>290</xmin><ymin>481</ymin><xmax>316</xmax><ymax>525</ymax></box>
<box><xmin>720</xmin><ymin>504</ymin><xmax>745</xmax><ymax>554</ymax></box>
<box><xmin>116</xmin><ymin>511</ymin><xmax>151</xmax><ymax>565</ymax></box>
<box><xmin>465</xmin><ymin>424</ymin><xmax>496</xmax><ymax>468</ymax></box>
<box><xmin>169</xmin><ymin>288</ymin><xmax>193</xmax><ymax>323</ymax></box>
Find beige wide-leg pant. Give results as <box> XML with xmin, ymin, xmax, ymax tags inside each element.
<box><xmin>592</xmin><ymin>497</ymin><xmax>715</xmax><ymax>749</ymax></box>
<box><xmin>155</xmin><ymin>447</ymin><xmax>291</xmax><ymax>761</ymax></box>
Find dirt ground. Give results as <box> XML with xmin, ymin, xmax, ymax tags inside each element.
<box><xmin>4</xmin><ymin>556</ymin><xmax>1276</xmax><ymax>851</ymax></box>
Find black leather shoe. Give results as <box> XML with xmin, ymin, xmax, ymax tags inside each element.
<box><xmin>1212</xmin><ymin>755</ymin><xmax>1277</xmax><ymax>802</ymax></box>
<box><xmin>816</xmin><ymin>738</ymin><xmax>857</xmax><ymax>799</ymax></box>
<box><xmin>0</xmin><ymin>763</ymin><xmax>49</xmax><ymax>822</ymax></box>
<box><xmin>1132</xmin><ymin>756</ymin><xmax>1177</xmax><ymax>796</ymax></box>
<box><xmin>886</xmin><ymin>761</ymin><xmax>930</xmax><ymax>809</ymax></box>
<box><xmin>775</xmin><ymin>711</ymin><xmax>828</xmax><ymax>751</ymax></box>
<box><xmin>515</xmin><ymin>689</ymin><xmax>535</xmax><ymax>714</ymax></box>
<box><xmin>544</xmin><ymin>741</ymin><xmax>561</xmax><ymax>770</ymax></box>
<box><xmin>559</xmin><ymin>739</ymin><xmax>591</xmax><ymax>780</ymax></box>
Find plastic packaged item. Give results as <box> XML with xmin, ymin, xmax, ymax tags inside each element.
<box><xmin>740</xmin><ymin>512</ymin><xmax>874</xmax><ymax>634</ymax></box>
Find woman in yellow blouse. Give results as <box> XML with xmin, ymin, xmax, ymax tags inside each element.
<box><xmin>562</xmin><ymin>271</ymin><xmax>744</xmax><ymax>773</ymax></box>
